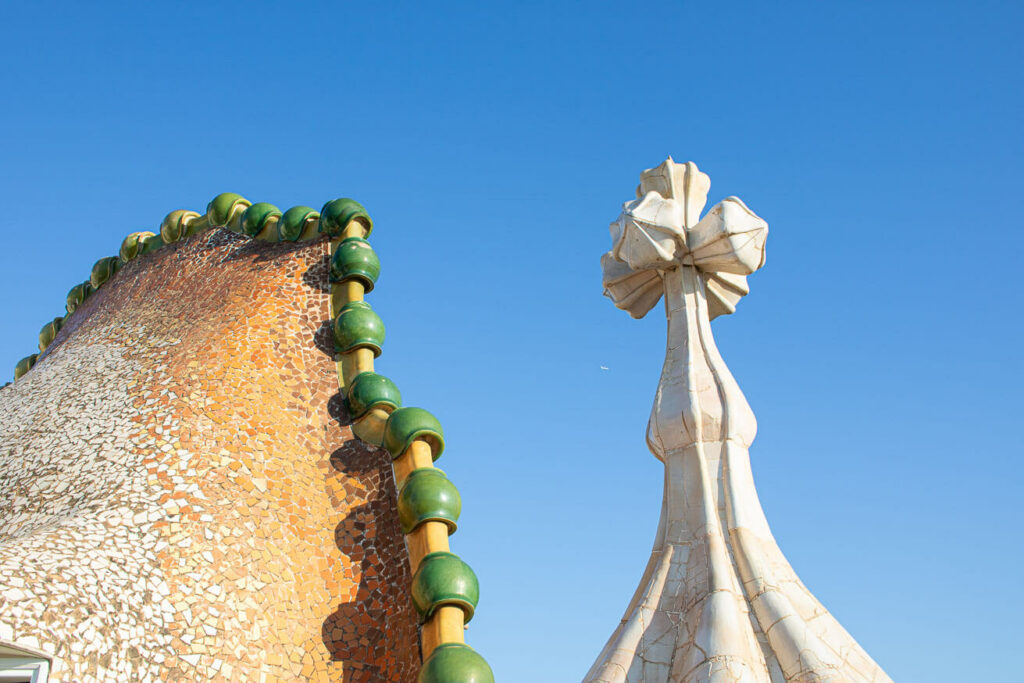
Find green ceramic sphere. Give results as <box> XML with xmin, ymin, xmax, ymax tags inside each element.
<box><xmin>383</xmin><ymin>407</ymin><xmax>445</xmax><ymax>460</ymax></box>
<box><xmin>90</xmin><ymin>256</ymin><xmax>122</xmax><ymax>289</ymax></box>
<box><xmin>159</xmin><ymin>209</ymin><xmax>200</xmax><ymax>244</ymax></box>
<box><xmin>278</xmin><ymin>206</ymin><xmax>320</xmax><ymax>242</ymax></box>
<box><xmin>346</xmin><ymin>372</ymin><xmax>402</xmax><ymax>420</ymax></box>
<box><xmin>207</xmin><ymin>192</ymin><xmax>251</xmax><ymax>228</ymax></box>
<box><xmin>398</xmin><ymin>468</ymin><xmax>461</xmax><ymax>535</ymax></box>
<box><xmin>319</xmin><ymin>198</ymin><xmax>372</xmax><ymax>237</ymax></box>
<box><xmin>140</xmin><ymin>233</ymin><xmax>165</xmax><ymax>255</ymax></box>
<box><xmin>120</xmin><ymin>231</ymin><xmax>156</xmax><ymax>262</ymax></box>
<box><xmin>418</xmin><ymin>644</ymin><xmax>494</xmax><ymax>683</ymax></box>
<box><xmin>38</xmin><ymin>317</ymin><xmax>64</xmax><ymax>352</ymax></box>
<box><xmin>411</xmin><ymin>551</ymin><xmax>479</xmax><ymax>623</ymax></box>
<box><xmin>241</xmin><ymin>203</ymin><xmax>282</xmax><ymax>237</ymax></box>
<box><xmin>330</xmin><ymin>237</ymin><xmax>380</xmax><ymax>291</ymax></box>
<box><xmin>333</xmin><ymin>301</ymin><xmax>385</xmax><ymax>357</ymax></box>
<box><xmin>66</xmin><ymin>281</ymin><xmax>94</xmax><ymax>314</ymax></box>
<box><xmin>14</xmin><ymin>354</ymin><xmax>38</xmax><ymax>381</ymax></box>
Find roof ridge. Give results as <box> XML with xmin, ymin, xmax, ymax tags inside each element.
<box><xmin>6</xmin><ymin>193</ymin><xmax>370</xmax><ymax>383</ymax></box>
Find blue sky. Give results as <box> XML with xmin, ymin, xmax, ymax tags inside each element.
<box><xmin>2</xmin><ymin>2</ymin><xmax>1022</xmax><ymax>680</ymax></box>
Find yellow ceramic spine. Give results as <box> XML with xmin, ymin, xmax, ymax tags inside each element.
<box><xmin>329</xmin><ymin>218</ymin><xmax>474</xmax><ymax>665</ymax></box>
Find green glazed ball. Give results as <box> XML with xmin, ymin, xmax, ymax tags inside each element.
<box><xmin>278</xmin><ymin>206</ymin><xmax>320</xmax><ymax>242</ymax></box>
<box><xmin>120</xmin><ymin>231</ymin><xmax>156</xmax><ymax>262</ymax></box>
<box><xmin>90</xmin><ymin>256</ymin><xmax>122</xmax><ymax>289</ymax></box>
<box><xmin>330</xmin><ymin>237</ymin><xmax>380</xmax><ymax>291</ymax></box>
<box><xmin>411</xmin><ymin>551</ymin><xmax>479</xmax><ymax>623</ymax></box>
<box><xmin>398</xmin><ymin>468</ymin><xmax>461</xmax><ymax>535</ymax></box>
<box><xmin>240</xmin><ymin>203</ymin><xmax>282</xmax><ymax>237</ymax></box>
<box><xmin>319</xmin><ymin>198</ymin><xmax>372</xmax><ymax>237</ymax></box>
<box><xmin>333</xmin><ymin>301</ymin><xmax>385</xmax><ymax>356</ymax></box>
<box><xmin>14</xmin><ymin>354</ymin><xmax>38</xmax><ymax>381</ymax></box>
<box><xmin>66</xmin><ymin>281</ymin><xmax>94</xmax><ymax>314</ymax></box>
<box><xmin>38</xmin><ymin>317</ymin><xmax>64</xmax><ymax>352</ymax></box>
<box><xmin>418</xmin><ymin>644</ymin><xmax>494</xmax><ymax>683</ymax></box>
<box><xmin>207</xmin><ymin>192</ymin><xmax>251</xmax><ymax>228</ymax></box>
<box><xmin>346</xmin><ymin>372</ymin><xmax>401</xmax><ymax>420</ymax></box>
<box><xmin>159</xmin><ymin>210</ymin><xmax>201</xmax><ymax>244</ymax></box>
<box><xmin>383</xmin><ymin>407</ymin><xmax>445</xmax><ymax>460</ymax></box>
<box><xmin>139</xmin><ymin>233</ymin><xmax>165</xmax><ymax>255</ymax></box>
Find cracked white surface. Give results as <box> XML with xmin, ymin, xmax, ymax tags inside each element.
<box><xmin>588</xmin><ymin>159</ymin><xmax>891</xmax><ymax>683</ymax></box>
<box><xmin>0</xmin><ymin>339</ymin><xmax>180</xmax><ymax>681</ymax></box>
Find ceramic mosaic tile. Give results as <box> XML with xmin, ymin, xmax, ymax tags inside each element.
<box><xmin>0</xmin><ymin>230</ymin><xmax>420</xmax><ymax>682</ymax></box>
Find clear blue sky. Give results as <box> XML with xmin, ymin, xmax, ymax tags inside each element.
<box><xmin>2</xmin><ymin>2</ymin><xmax>1021</xmax><ymax>681</ymax></box>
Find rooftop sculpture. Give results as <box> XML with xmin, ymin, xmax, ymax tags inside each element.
<box><xmin>0</xmin><ymin>196</ymin><xmax>491</xmax><ymax>682</ymax></box>
<box><xmin>588</xmin><ymin>159</ymin><xmax>891</xmax><ymax>683</ymax></box>
<box><xmin>0</xmin><ymin>162</ymin><xmax>890</xmax><ymax>683</ymax></box>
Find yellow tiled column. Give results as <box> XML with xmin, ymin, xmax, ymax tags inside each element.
<box><xmin>327</xmin><ymin>207</ymin><xmax>492</xmax><ymax>680</ymax></box>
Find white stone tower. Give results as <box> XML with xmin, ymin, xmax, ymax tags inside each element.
<box><xmin>586</xmin><ymin>159</ymin><xmax>891</xmax><ymax>683</ymax></box>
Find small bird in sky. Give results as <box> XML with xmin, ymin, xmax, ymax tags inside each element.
<box><xmin>600</xmin><ymin>366</ymin><xmax>609</xmax><ymax>371</ymax></box>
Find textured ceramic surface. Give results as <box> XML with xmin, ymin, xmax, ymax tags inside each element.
<box><xmin>411</xmin><ymin>551</ymin><xmax>479</xmax><ymax>622</ymax></box>
<box><xmin>330</xmin><ymin>237</ymin><xmax>381</xmax><ymax>291</ymax></box>
<box><xmin>65</xmin><ymin>282</ymin><xmax>94</xmax><ymax>314</ymax></box>
<box><xmin>279</xmin><ymin>206</ymin><xmax>321</xmax><ymax>242</ymax></box>
<box><xmin>240</xmin><ymin>203</ymin><xmax>282</xmax><ymax>238</ymax></box>
<box><xmin>346</xmin><ymin>371</ymin><xmax>402</xmax><ymax>420</ymax></box>
<box><xmin>383</xmin><ymin>407</ymin><xmax>445</xmax><ymax>461</ymax></box>
<box><xmin>207</xmin><ymin>193</ymin><xmax>251</xmax><ymax>228</ymax></box>
<box><xmin>320</xmin><ymin>199</ymin><xmax>373</xmax><ymax>238</ymax></box>
<box><xmin>37</xmin><ymin>317</ymin><xmax>63</xmax><ymax>353</ymax></box>
<box><xmin>333</xmin><ymin>301</ymin><xmax>386</xmax><ymax>357</ymax></box>
<box><xmin>120</xmin><ymin>231</ymin><xmax>156</xmax><ymax>263</ymax></box>
<box><xmin>0</xmin><ymin>229</ymin><xmax>419</xmax><ymax>681</ymax></box>
<box><xmin>398</xmin><ymin>468</ymin><xmax>461</xmax><ymax>535</ymax></box>
<box><xmin>418</xmin><ymin>643</ymin><xmax>495</xmax><ymax>683</ymax></box>
<box><xmin>587</xmin><ymin>159</ymin><xmax>891</xmax><ymax>683</ymax></box>
<box><xmin>89</xmin><ymin>255</ymin><xmax>121</xmax><ymax>289</ymax></box>
<box><xmin>159</xmin><ymin>210</ymin><xmax>201</xmax><ymax>244</ymax></box>
<box><xmin>12</xmin><ymin>354</ymin><xmax>36</xmax><ymax>381</ymax></box>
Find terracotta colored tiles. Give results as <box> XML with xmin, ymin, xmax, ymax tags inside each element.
<box><xmin>0</xmin><ymin>229</ymin><xmax>420</xmax><ymax>681</ymax></box>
